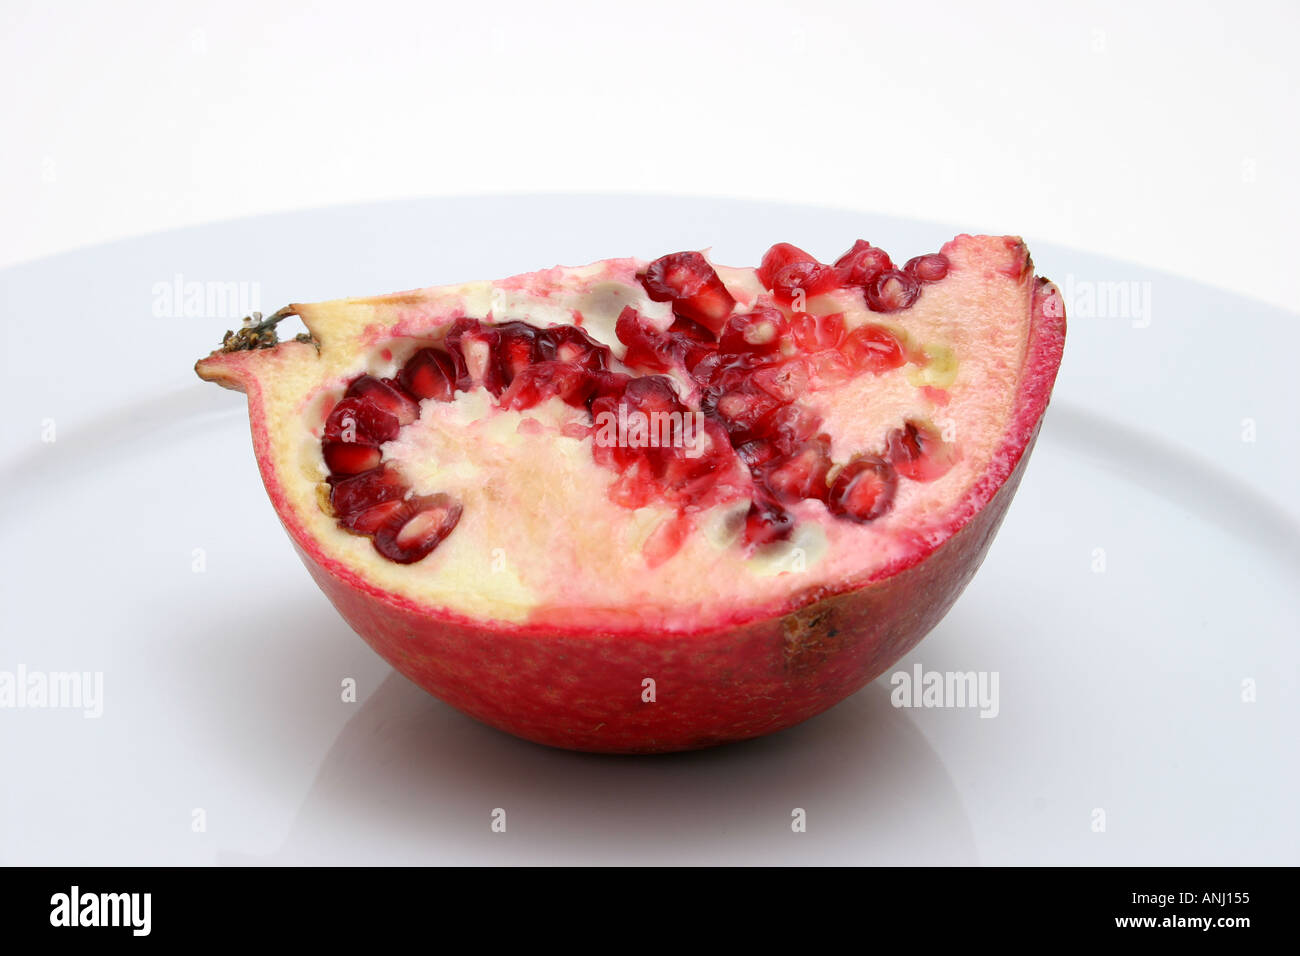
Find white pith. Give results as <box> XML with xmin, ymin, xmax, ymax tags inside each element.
<box><xmin>221</xmin><ymin>240</ymin><xmax>1032</xmax><ymax>629</ymax></box>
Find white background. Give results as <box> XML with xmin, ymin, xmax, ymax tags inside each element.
<box><xmin>2</xmin><ymin>0</ymin><xmax>1296</xmax><ymax>310</ymax></box>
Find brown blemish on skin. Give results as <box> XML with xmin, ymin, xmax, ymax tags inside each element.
<box><xmin>781</xmin><ymin>600</ymin><xmax>843</xmax><ymax>674</ymax></box>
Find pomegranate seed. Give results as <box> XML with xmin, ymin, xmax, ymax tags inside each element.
<box><xmin>772</xmin><ymin>261</ymin><xmax>838</xmax><ymax>303</ymax></box>
<box><xmin>588</xmin><ymin>369</ymin><xmax>632</xmax><ymax>403</ymax></box>
<box><xmin>904</xmin><ymin>253</ymin><xmax>949</xmax><ymax>283</ymax></box>
<box><xmin>736</xmin><ymin>439</ymin><xmax>779</xmax><ymax>468</ymax></box>
<box><xmin>668</xmin><ymin>316</ymin><xmax>715</xmax><ymax>344</ymax></box>
<box><xmin>324</xmin><ymin>397</ymin><xmax>400</xmax><ymax>444</ymax></box>
<box><xmin>397</xmin><ymin>348</ymin><xmax>457</xmax><ymax>402</ymax></box>
<box><xmin>345</xmin><ymin>375</ymin><xmax>419</xmax><ymax>425</ymax></box>
<box><xmin>886</xmin><ymin>420</ymin><xmax>957</xmax><ymax>481</ymax></box>
<box><xmin>806</xmin><ymin>348</ymin><xmax>853</xmax><ymax>385</ymax></box>
<box><xmin>445</xmin><ymin>319</ymin><xmax>505</xmax><ymax>395</ymax></box>
<box><xmin>743</xmin><ymin>499</ymin><xmax>795</xmax><ymax>546</ymax></box>
<box><xmin>499</xmin><ymin>361</ymin><xmax>594</xmax><ymax>410</ymax></box>
<box><xmin>864</xmin><ymin>270</ymin><xmax>921</xmax><ymax>313</ymax></box>
<box><xmin>657</xmin><ymin>426</ymin><xmax>731</xmax><ymax>502</ymax></box>
<box><xmin>757</xmin><ymin>438</ymin><xmax>832</xmax><ymax>504</ymax></box>
<box><xmin>667</xmin><ymin>318</ymin><xmax>717</xmax><ymax>370</ymax></box>
<box><xmin>757</xmin><ymin>243</ymin><xmax>817</xmax><ymax>289</ymax></box>
<box><xmin>339</xmin><ymin>498</ymin><xmax>407</xmax><ymax>535</ymax></box>
<box><xmin>751</xmin><ymin>359</ymin><xmax>808</xmax><ymax>403</ymax></box>
<box><xmin>495</xmin><ymin>321</ymin><xmax>543</xmax><ymax>385</ymax></box>
<box><xmin>840</xmin><ymin>324</ymin><xmax>905</xmax><ymax>374</ymax></box>
<box><xmin>373</xmin><ymin>493</ymin><xmax>463</xmax><ymax>564</ymax></box>
<box><xmin>330</xmin><ymin>465</ymin><xmax>407</xmax><ymax>517</ymax></box>
<box><xmin>718</xmin><ymin>307</ymin><xmax>788</xmax><ymax>356</ymax></box>
<box><xmin>615</xmin><ymin>307</ymin><xmax>680</xmax><ymax>374</ymax></box>
<box><xmin>691</xmin><ymin>349</ymin><xmax>776</xmax><ymax>394</ymax></box>
<box><xmin>640</xmin><ymin>252</ymin><xmax>736</xmax><ymax>333</ymax></box>
<box><xmin>541</xmin><ymin>325</ymin><xmax>611</xmax><ymax>370</ymax></box>
<box><xmin>826</xmin><ymin>456</ymin><xmax>897</xmax><ymax>522</ymax></box>
<box><xmin>706</xmin><ymin>384</ymin><xmax>782</xmax><ymax>443</ymax></box>
<box><xmin>789</xmin><ymin>312</ymin><xmax>846</xmax><ymax>351</ymax></box>
<box><xmin>834</xmin><ymin>240</ymin><xmax>894</xmax><ymax>287</ymax></box>
<box><xmin>767</xmin><ymin>404</ymin><xmax>823</xmax><ymax>456</ymax></box>
<box><xmin>323</xmin><ymin>440</ymin><xmax>382</xmax><ymax>475</ymax></box>
<box><xmin>622</xmin><ymin>375</ymin><xmax>685</xmax><ymax>417</ymax></box>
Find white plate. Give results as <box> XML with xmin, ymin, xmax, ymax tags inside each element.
<box><xmin>1</xmin><ymin>195</ymin><xmax>1296</xmax><ymax>865</ymax></box>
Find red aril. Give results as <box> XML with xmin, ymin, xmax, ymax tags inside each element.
<box><xmin>324</xmin><ymin>397</ymin><xmax>399</xmax><ymax>444</ymax></box>
<box><xmin>758</xmin><ymin>242</ymin><xmax>817</xmax><ymax>289</ymax></box>
<box><xmin>904</xmin><ymin>253</ymin><xmax>950</xmax><ymax>283</ymax></box>
<box><xmin>397</xmin><ymin>347</ymin><xmax>457</xmax><ymax>402</ymax></box>
<box><xmin>541</xmin><ymin>325</ymin><xmax>611</xmax><ymax>370</ymax></box>
<box><xmin>373</xmin><ymin>494</ymin><xmax>463</xmax><ymax>564</ymax></box>
<box><xmin>345</xmin><ymin>375</ymin><xmax>419</xmax><ymax>425</ymax></box>
<box><xmin>640</xmin><ymin>252</ymin><xmax>736</xmax><ymax>333</ymax></box>
<box><xmin>322</xmin><ymin>440</ymin><xmax>382</xmax><ymax>475</ymax></box>
<box><xmin>886</xmin><ymin>419</ymin><xmax>958</xmax><ymax>481</ymax></box>
<box><xmin>826</xmin><ymin>456</ymin><xmax>898</xmax><ymax>522</ymax></box>
<box><xmin>840</xmin><ymin>324</ymin><xmax>906</xmax><ymax>374</ymax></box>
<box><xmin>756</xmin><ymin>438</ymin><xmax>832</xmax><ymax>504</ymax></box>
<box><xmin>789</xmin><ymin>312</ymin><xmax>846</xmax><ymax>351</ymax></box>
<box><xmin>499</xmin><ymin>360</ymin><xmax>594</xmax><ymax>410</ymax></box>
<box><xmin>772</xmin><ymin>261</ymin><xmax>838</xmax><ymax>303</ymax></box>
<box><xmin>864</xmin><ymin>270</ymin><xmax>922</xmax><ymax>313</ymax></box>
<box><xmin>834</xmin><ymin>240</ymin><xmax>894</xmax><ymax>287</ymax></box>
<box><xmin>718</xmin><ymin>308</ymin><xmax>788</xmax><ymax>357</ymax></box>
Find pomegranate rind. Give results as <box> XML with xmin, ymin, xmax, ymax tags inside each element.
<box><xmin>196</xmin><ymin>240</ymin><xmax>1064</xmax><ymax>753</ymax></box>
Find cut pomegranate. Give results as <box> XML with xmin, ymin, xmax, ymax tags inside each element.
<box><xmin>640</xmin><ymin>252</ymin><xmax>736</xmax><ymax>333</ymax></box>
<box><xmin>826</xmin><ymin>456</ymin><xmax>898</xmax><ymax>522</ymax></box>
<box><xmin>197</xmin><ymin>232</ymin><xmax>1065</xmax><ymax>753</ymax></box>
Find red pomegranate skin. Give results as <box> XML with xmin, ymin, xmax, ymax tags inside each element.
<box><xmin>236</xmin><ymin>278</ymin><xmax>1064</xmax><ymax>754</ymax></box>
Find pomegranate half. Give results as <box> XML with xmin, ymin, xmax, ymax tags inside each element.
<box><xmin>196</xmin><ymin>235</ymin><xmax>1065</xmax><ymax>753</ymax></box>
